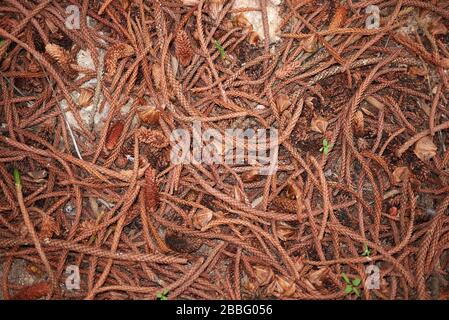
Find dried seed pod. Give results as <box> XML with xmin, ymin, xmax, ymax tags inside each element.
<box><xmin>45</xmin><ymin>43</ymin><xmax>73</xmax><ymax>72</ymax></box>
<box><xmin>105</xmin><ymin>121</ymin><xmax>125</xmax><ymax>151</ymax></box>
<box><xmin>115</xmin><ymin>154</ymin><xmax>128</xmax><ymax>169</ymax></box>
<box><xmin>192</xmin><ymin>208</ymin><xmax>213</xmax><ymax>230</ymax></box>
<box><xmin>310</xmin><ymin>116</ymin><xmax>328</xmax><ymax>134</ymax></box>
<box><xmin>388</xmin><ymin>206</ymin><xmax>398</xmax><ymax>216</ymax></box>
<box><xmin>151</xmin><ymin>63</ymin><xmax>162</xmax><ymax>89</ymax></box>
<box><xmin>39</xmin><ymin>214</ymin><xmax>60</xmax><ymax>239</ymax></box>
<box><xmin>328</xmin><ymin>5</ymin><xmax>348</xmax><ymax>31</ymax></box>
<box><xmin>414</xmin><ymin>136</ymin><xmax>437</xmax><ymax>162</ymax></box>
<box><xmin>138</xmin><ymin>106</ymin><xmax>160</xmax><ymax>124</ymax></box>
<box><xmin>144</xmin><ymin>167</ymin><xmax>159</xmax><ymax>213</ymax></box>
<box><xmin>175</xmin><ymin>30</ymin><xmax>193</xmax><ymax>67</ymax></box>
<box><xmin>78</xmin><ymin>87</ymin><xmax>94</xmax><ymax>107</ymax></box>
<box><xmin>253</xmin><ymin>265</ymin><xmax>274</xmax><ymax>286</ymax></box>
<box><xmin>137</xmin><ymin>128</ymin><xmax>169</xmax><ymax>149</ymax></box>
<box><xmin>354</xmin><ymin>110</ymin><xmax>364</xmax><ymax>136</ymax></box>
<box><xmin>241</xmin><ymin>168</ymin><xmax>260</xmax><ymax>182</ymax></box>
<box><xmin>11</xmin><ymin>282</ymin><xmax>51</xmax><ymax>300</ymax></box>
<box><xmin>408</xmin><ymin>66</ymin><xmax>428</xmax><ymax>77</ymax></box>
<box><xmin>276</xmin><ymin>94</ymin><xmax>291</xmax><ymax>113</ymax></box>
<box><xmin>105</xmin><ymin>43</ymin><xmax>135</xmax><ymax>76</ymax></box>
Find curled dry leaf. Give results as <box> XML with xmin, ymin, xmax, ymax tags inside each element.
<box><xmin>192</xmin><ymin>208</ymin><xmax>213</xmax><ymax>230</ymax></box>
<box><xmin>428</xmin><ymin>19</ymin><xmax>448</xmax><ymax>36</ymax></box>
<box><xmin>266</xmin><ymin>275</ymin><xmax>296</xmax><ymax>298</ymax></box>
<box><xmin>276</xmin><ymin>221</ymin><xmax>296</xmax><ymax>241</ymax></box>
<box><xmin>310</xmin><ymin>116</ymin><xmax>328</xmax><ymax>134</ymax></box>
<box><xmin>105</xmin><ymin>43</ymin><xmax>135</xmax><ymax>76</ymax></box>
<box><xmin>144</xmin><ymin>167</ymin><xmax>159</xmax><ymax>213</ymax></box>
<box><xmin>137</xmin><ymin>128</ymin><xmax>169</xmax><ymax>149</ymax></box>
<box><xmin>182</xmin><ymin>0</ymin><xmax>200</xmax><ymax>5</ymax></box>
<box><xmin>165</xmin><ymin>230</ymin><xmax>202</xmax><ymax>253</ymax></box>
<box><xmin>303</xmin><ymin>35</ymin><xmax>318</xmax><ymax>53</ymax></box>
<box><xmin>392</xmin><ymin>166</ymin><xmax>410</xmax><ymax>184</ymax></box>
<box><xmin>248</xmin><ymin>31</ymin><xmax>261</xmax><ymax>45</ymax></box>
<box><xmin>234</xmin><ymin>13</ymin><xmax>252</xmax><ymax>29</ymax></box>
<box><xmin>78</xmin><ymin>87</ymin><xmax>94</xmax><ymax>107</ymax></box>
<box><xmin>138</xmin><ymin>106</ymin><xmax>160</xmax><ymax>124</ymax></box>
<box><xmin>175</xmin><ymin>30</ymin><xmax>193</xmax><ymax>67</ymax></box>
<box><xmin>276</xmin><ymin>93</ymin><xmax>291</xmax><ymax>113</ymax></box>
<box><xmin>307</xmin><ymin>267</ymin><xmax>329</xmax><ymax>287</ymax></box>
<box><xmin>27</xmin><ymin>169</ymin><xmax>47</xmax><ymax>180</ymax></box>
<box><xmin>253</xmin><ymin>265</ymin><xmax>274</xmax><ymax>286</ymax></box>
<box><xmin>241</xmin><ymin>168</ymin><xmax>260</xmax><ymax>182</ymax></box>
<box><xmin>105</xmin><ymin>121</ymin><xmax>125</xmax><ymax>151</ymax></box>
<box><xmin>242</xmin><ymin>274</ymin><xmax>258</xmax><ymax>293</ymax></box>
<box><xmin>414</xmin><ymin>136</ymin><xmax>437</xmax><ymax>161</ymax></box>
<box><xmin>305</xmin><ymin>96</ymin><xmax>315</xmax><ymax>109</ymax></box>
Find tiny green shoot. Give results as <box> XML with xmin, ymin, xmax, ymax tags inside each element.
<box><xmin>156</xmin><ymin>289</ymin><xmax>169</xmax><ymax>300</ymax></box>
<box><xmin>13</xmin><ymin>168</ymin><xmax>21</xmax><ymax>187</ymax></box>
<box><xmin>361</xmin><ymin>244</ymin><xmax>372</xmax><ymax>257</ymax></box>
<box><xmin>214</xmin><ymin>40</ymin><xmax>226</xmax><ymax>59</ymax></box>
<box><xmin>341</xmin><ymin>272</ymin><xmax>361</xmax><ymax>297</ymax></box>
<box><xmin>319</xmin><ymin>139</ymin><xmax>331</xmax><ymax>155</ymax></box>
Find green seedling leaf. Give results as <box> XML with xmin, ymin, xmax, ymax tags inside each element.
<box><xmin>353</xmin><ymin>286</ymin><xmax>361</xmax><ymax>297</ymax></box>
<box><xmin>156</xmin><ymin>289</ymin><xmax>169</xmax><ymax>300</ymax></box>
<box><xmin>320</xmin><ymin>139</ymin><xmax>330</xmax><ymax>155</ymax></box>
<box><xmin>361</xmin><ymin>244</ymin><xmax>371</xmax><ymax>257</ymax></box>
<box><xmin>214</xmin><ymin>40</ymin><xmax>226</xmax><ymax>59</ymax></box>
<box><xmin>352</xmin><ymin>278</ymin><xmax>361</xmax><ymax>286</ymax></box>
<box><xmin>341</xmin><ymin>272</ymin><xmax>350</xmax><ymax>284</ymax></box>
<box><xmin>344</xmin><ymin>284</ymin><xmax>353</xmax><ymax>294</ymax></box>
<box><xmin>13</xmin><ymin>168</ymin><xmax>21</xmax><ymax>186</ymax></box>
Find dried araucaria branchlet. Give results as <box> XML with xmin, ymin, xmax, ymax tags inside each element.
<box><xmin>175</xmin><ymin>30</ymin><xmax>193</xmax><ymax>67</ymax></box>
<box><xmin>144</xmin><ymin>167</ymin><xmax>159</xmax><ymax>213</ymax></box>
<box><xmin>105</xmin><ymin>43</ymin><xmax>135</xmax><ymax>76</ymax></box>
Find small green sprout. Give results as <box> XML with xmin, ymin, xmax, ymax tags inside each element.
<box><xmin>156</xmin><ymin>289</ymin><xmax>169</xmax><ymax>300</ymax></box>
<box><xmin>13</xmin><ymin>168</ymin><xmax>21</xmax><ymax>187</ymax></box>
<box><xmin>214</xmin><ymin>40</ymin><xmax>226</xmax><ymax>59</ymax></box>
<box><xmin>342</xmin><ymin>272</ymin><xmax>361</xmax><ymax>297</ymax></box>
<box><xmin>361</xmin><ymin>244</ymin><xmax>372</xmax><ymax>257</ymax></box>
<box><xmin>319</xmin><ymin>139</ymin><xmax>331</xmax><ymax>155</ymax></box>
